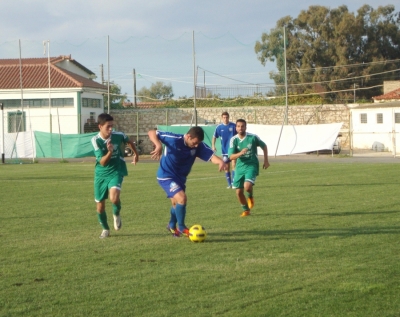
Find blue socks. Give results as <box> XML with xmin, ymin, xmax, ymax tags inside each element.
<box><xmin>175</xmin><ymin>203</ymin><xmax>187</xmax><ymax>231</ymax></box>
<box><xmin>169</xmin><ymin>206</ymin><xmax>177</xmax><ymax>229</ymax></box>
<box><xmin>225</xmin><ymin>172</ymin><xmax>232</xmax><ymax>187</ymax></box>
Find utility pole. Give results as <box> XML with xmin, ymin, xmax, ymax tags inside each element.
<box><xmin>133</xmin><ymin>69</ymin><xmax>137</xmax><ymax>107</ymax></box>
<box><xmin>100</xmin><ymin>64</ymin><xmax>104</xmax><ymax>84</ymax></box>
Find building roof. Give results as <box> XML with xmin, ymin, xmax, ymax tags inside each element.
<box><xmin>372</xmin><ymin>87</ymin><xmax>400</xmax><ymax>101</ymax></box>
<box><xmin>349</xmin><ymin>100</ymin><xmax>400</xmax><ymax>109</ymax></box>
<box><xmin>0</xmin><ymin>56</ymin><xmax>106</xmax><ymax>90</ymax></box>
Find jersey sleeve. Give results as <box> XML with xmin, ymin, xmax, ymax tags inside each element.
<box><xmin>91</xmin><ymin>137</ymin><xmax>105</xmax><ymax>162</ymax></box>
<box><xmin>213</xmin><ymin>126</ymin><xmax>219</xmax><ymax>138</ymax></box>
<box><xmin>123</xmin><ymin>133</ymin><xmax>129</xmax><ymax>144</ymax></box>
<box><xmin>197</xmin><ymin>142</ymin><xmax>215</xmax><ymax>161</ymax></box>
<box><xmin>255</xmin><ymin>134</ymin><xmax>266</xmax><ymax>149</ymax></box>
<box><xmin>157</xmin><ymin>130</ymin><xmax>177</xmax><ymax>147</ymax></box>
<box><xmin>228</xmin><ymin>137</ymin><xmax>236</xmax><ymax>157</ymax></box>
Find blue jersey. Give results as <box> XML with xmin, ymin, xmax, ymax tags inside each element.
<box><xmin>213</xmin><ymin>122</ymin><xmax>237</xmax><ymax>155</ymax></box>
<box><xmin>156</xmin><ymin>130</ymin><xmax>214</xmax><ymax>185</ymax></box>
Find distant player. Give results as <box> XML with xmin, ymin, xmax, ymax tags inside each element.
<box><xmin>228</xmin><ymin>119</ymin><xmax>270</xmax><ymax>217</ymax></box>
<box><xmin>148</xmin><ymin>126</ymin><xmax>226</xmax><ymax>237</ymax></box>
<box><xmin>91</xmin><ymin>113</ymin><xmax>139</xmax><ymax>238</ymax></box>
<box><xmin>212</xmin><ymin>112</ymin><xmax>237</xmax><ymax>188</ymax></box>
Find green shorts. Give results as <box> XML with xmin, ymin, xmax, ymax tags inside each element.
<box><xmin>94</xmin><ymin>174</ymin><xmax>124</xmax><ymax>202</ymax></box>
<box><xmin>232</xmin><ymin>166</ymin><xmax>257</xmax><ymax>189</ymax></box>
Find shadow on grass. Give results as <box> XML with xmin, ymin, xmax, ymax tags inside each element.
<box><xmin>212</xmin><ymin>225</ymin><xmax>400</xmax><ymax>240</ymax></box>
<box><xmin>279</xmin><ymin>210</ymin><xmax>400</xmax><ymax>217</ymax></box>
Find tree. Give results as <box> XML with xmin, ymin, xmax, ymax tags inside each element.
<box><xmin>254</xmin><ymin>5</ymin><xmax>400</xmax><ymax>102</ymax></box>
<box><xmin>137</xmin><ymin>81</ymin><xmax>174</xmax><ymax>101</ymax></box>
<box><xmin>103</xmin><ymin>82</ymin><xmax>128</xmax><ymax>109</ymax></box>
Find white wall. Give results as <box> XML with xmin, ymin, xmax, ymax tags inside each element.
<box><xmin>1</xmin><ymin>89</ymin><xmax>104</xmax><ymax>134</ymax></box>
<box><xmin>351</xmin><ymin>107</ymin><xmax>398</xmax><ymax>152</ymax></box>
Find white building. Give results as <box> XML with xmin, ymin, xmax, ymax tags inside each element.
<box><xmin>350</xmin><ymin>80</ymin><xmax>400</xmax><ymax>155</ymax></box>
<box><xmin>0</xmin><ymin>55</ymin><xmax>107</xmax><ymax>135</ymax></box>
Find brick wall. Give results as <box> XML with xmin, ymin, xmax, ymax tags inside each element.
<box><xmin>111</xmin><ymin>104</ymin><xmax>350</xmax><ymax>154</ymax></box>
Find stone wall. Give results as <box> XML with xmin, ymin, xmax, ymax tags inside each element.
<box><xmin>111</xmin><ymin>104</ymin><xmax>350</xmax><ymax>154</ymax></box>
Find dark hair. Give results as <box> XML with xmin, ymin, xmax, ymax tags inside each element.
<box><xmin>97</xmin><ymin>113</ymin><xmax>113</xmax><ymax>125</ymax></box>
<box><xmin>221</xmin><ymin>111</ymin><xmax>229</xmax><ymax>117</ymax></box>
<box><xmin>236</xmin><ymin>119</ymin><xmax>246</xmax><ymax>126</ymax></box>
<box><xmin>187</xmin><ymin>126</ymin><xmax>204</xmax><ymax>141</ymax></box>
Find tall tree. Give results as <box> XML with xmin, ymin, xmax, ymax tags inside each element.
<box><xmin>137</xmin><ymin>81</ymin><xmax>174</xmax><ymax>101</ymax></box>
<box><xmin>255</xmin><ymin>5</ymin><xmax>400</xmax><ymax>102</ymax></box>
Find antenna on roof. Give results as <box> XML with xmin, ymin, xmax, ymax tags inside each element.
<box><xmin>43</xmin><ymin>41</ymin><xmax>47</xmax><ymax>55</ymax></box>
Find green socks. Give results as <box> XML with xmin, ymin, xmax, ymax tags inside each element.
<box><xmin>112</xmin><ymin>201</ymin><xmax>121</xmax><ymax>216</ymax></box>
<box><xmin>97</xmin><ymin>212</ymin><xmax>110</xmax><ymax>230</ymax></box>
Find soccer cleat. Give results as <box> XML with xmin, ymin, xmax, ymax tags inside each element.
<box><xmin>166</xmin><ymin>225</ymin><xmax>180</xmax><ymax>237</ymax></box>
<box><xmin>247</xmin><ymin>197</ymin><xmax>254</xmax><ymax>209</ymax></box>
<box><xmin>240</xmin><ymin>210</ymin><xmax>251</xmax><ymax>217</ymax></box>
<box><xmin>227</xmin><ymin>185</ymin><xmax>232</xmax><ymax>189</ymax></box>
<box><xmin>99</xmin><ymin>230</ymin><xmax>110</xmax><ymax>238</ymax></box>
<box><xmin>113</xmin><ymin>215</ymin><xmax>122</xmax><ymax>231</ymax></box>
<box><xmin>177</xmin><ymin>227</ymin><xmax>190</xmax><ymax>237</ymax></box>
<box><xmin>166</xmin><ymin>225</ymin><xmax>177</xmax><ymax>234</ymax></box>
<box><xmin>232</xmin><ymin>186</ymin><xmax>237</xmax><ymax>189</ymax></box>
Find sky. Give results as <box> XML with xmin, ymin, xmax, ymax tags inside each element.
<box><xmin>0</xmin><ymin>0</ymin><xmax>396</xmax><ymax>100</ymax></box>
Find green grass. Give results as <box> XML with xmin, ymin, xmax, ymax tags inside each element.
<box><xmin>1</xmin><ymin>159</ymin><xmax>399</xmax><ymax>316</ymax></box>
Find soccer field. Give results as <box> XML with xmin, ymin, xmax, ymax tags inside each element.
<box><xmin>1</xmin><ymin>158</ymin><xmax>399</xmax><ymax>316</ymax></box>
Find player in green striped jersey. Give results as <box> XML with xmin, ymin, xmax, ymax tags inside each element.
<box><xmin>228</xmin><ymin>119</ymin><xmax>270</xmax><ymax>217</ymax></box>
<box><xmin>91</xmin><ymin>113</ymin><xmax>139</xmax><ymax>238</ymax></box>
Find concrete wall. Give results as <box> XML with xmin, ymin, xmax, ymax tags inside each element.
<box><xmin>110</xmin><ymin>104</ymin><xmax>350</xmax><ymax>154</ymax></box>
<box><xmin>383</xmin><ymin>81</ymin><xmax>400</xmax><ymax>94</ymax></box>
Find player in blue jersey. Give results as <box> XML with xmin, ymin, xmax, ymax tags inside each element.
<box><xmin>148</xmin><ymin>126</ymin><xmax>226</xmax><ymax>237</ymax></box>
<box><xmin>212</xmin><ymin>112</ymin><xmax>237</xmax><ymax>188</ymax></box>
<box><xmin>91</xmin><ymin>113</ymin><xmax>139</xmax><ymax>238</ymax></box>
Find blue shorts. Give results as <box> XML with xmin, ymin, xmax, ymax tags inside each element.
<box><xmin>157</xmin><ymin>179</ymin><xmax>185</xmax><ymax>198</ymax></box>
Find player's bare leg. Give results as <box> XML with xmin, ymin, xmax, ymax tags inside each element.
<box><xmin>236</xmin><ymin>188</ymin><xmax>251</xmax><ymax>217</ymax></box>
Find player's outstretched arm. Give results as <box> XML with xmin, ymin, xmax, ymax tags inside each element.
<box><xmin>211</xmin><ymin>136</ymin><xmax>217</xmax><ymax>152</ymax></box>
<box><xmin>261</xmin><ymin>145</ymin><xmax>270</xmax><ymax>169</ymax></box>
<box><xmin>148</xmin><ymin>130</ymin><xmax>163</xmax><ymax>160</ymax></box>
<box><xmin>127</xmin><ymin>140</ymin><xmax>139</xmax><ymax>165</ymax></box>
<box><xmin>210</xmin><ymin>155</ymin><xmax>227</xmax><ymax>172</ymax></box>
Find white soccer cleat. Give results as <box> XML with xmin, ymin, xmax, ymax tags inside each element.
<box><xmin>99</xmin><ymin>230</ymin><xmax>110</xmax><ymax>238</ymax></box>
<box><xmin>113</xmin><ymin>215</ymin><xmax>122</xmax><ymax>231</ymax></box>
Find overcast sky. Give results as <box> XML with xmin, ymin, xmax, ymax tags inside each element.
<box><xmin>0</xmin><ymin>0</ymin><xmax>396</xmax><ymax>99</ymax></box>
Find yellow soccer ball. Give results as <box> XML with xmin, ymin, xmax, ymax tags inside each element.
<box><xmin>189</xmin><ymin>224</ymin><xmax>207</xmax><ymax>243</ymax></box>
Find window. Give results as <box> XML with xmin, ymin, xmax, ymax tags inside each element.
<box><xmin>82</xmin><ymin>98</ymin><xmax>101</xmax><ymax>108</ymax></box>
<box><xmin>0</xmin><ymin>98</ymin><xmax>73</xmax><ymax>108</ymax></box>
<box><xmin>395</xmin><ymin>113</ymin><xmax>400</xmax><ymax>123</ymax></box>
<box><xmin>376</xmin><ymin>113</ymin><xmax>383</xmax><ymax>124</ymax></box>
<box><xmin>8</xmin><ymin>111</ymin><xmax>26</xmax><ymax>132</ymax></box>
<box><xmin>360</xmin><ymin>113</ymin><xmax>367</xmax><ymax>124</ymax></box>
